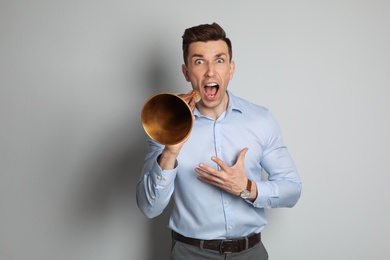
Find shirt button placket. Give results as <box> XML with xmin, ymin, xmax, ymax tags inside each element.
<box><xmin>214</xmin><ymin>122</ymin><xmax>223</xmax><ymax>160</ymax></box>
<box><xmin>214</xmin><ymin>121</ymin><xmax>234</xmax><ymax>235</ymax></box>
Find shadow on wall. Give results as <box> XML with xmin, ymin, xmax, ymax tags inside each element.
<box><xmin>66</xmin><ymin>44</ymin><xmax>181</xmax><ymax>260</ymax></box>
<box><xmin>69</xmin><ymin>128</ymin><xmax>144</xmax><ymax>224</ymax></box>
<box><xmin>148</xmin><ymin>201</ymin><xmax>174</xmax><ymax>259</ymax></box>
<box><xmin>141</xmin><ymin>46</ymin><xmax>181</xmax><ymax>260</ymax></box>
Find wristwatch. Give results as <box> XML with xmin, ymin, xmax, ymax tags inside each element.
<box><xmin>239</xmin><ymin>179</ymin><xmax>252</xmax><ymax>199</ymax></box>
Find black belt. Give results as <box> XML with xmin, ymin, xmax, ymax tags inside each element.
<box><xmin>172</xmin><ymin>231</ymin><xmax>261</xmax><ymax>254</ymax></box>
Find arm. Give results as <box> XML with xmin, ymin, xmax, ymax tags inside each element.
<box><xmin>195</xmin><ymin>111</ymin><xmax>301</xmax><ymax>208</ymax></box>
<box><xmin>136</xmin><ymin>92</ymin><xmax>196</xmax><ymax>218</ymax></box>
<box><xmin>136</xmin><ymin>140</ymin><xmax>178</xmax><ymax>218</ymax></box>
<box><xmin>194</xmin><ymin>147</ymin><xmax>301</xmax><ymax>208</ymax></box>
<box><xmin>252</xmin><ymin>111</ymin><xmax>302</xmax><ymax>208</ymax></box>
<box><xmin>136</xmin><ymin>135</ymin><xmax>189</xmax><ymax>218</ymax></box>
<box><xmin>253</xmin><ymin>146</ymin><xmax>302</xmax><ymax>208</ymax></box>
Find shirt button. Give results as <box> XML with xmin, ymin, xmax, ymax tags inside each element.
<box><xmin>157</xmin><ymin>175</ymin><xmax>161</xmax><ymax>180</ymax></box>
<box><xmin>224</xmin><ymin>200</ymin><xmax>229</xmax><ymax>204</ymax></box>
<box><xmin>151</xmin><ymin>195</ymin><xmax>156</xmax><ymax>200</ymax></box>
<box><xmin>228</xmin><ymin>226</ymin><xmax>233</xmax><ymax>230</ymax></box>
<box><xmin>163</xmin><ymin>176</ymin><xmax>168</xmax><ymax>181</ymax></box>
<box><xmin>218</xmin><ymin>147</ymin><xmax>222</xmax><ymax>151</ymax></box>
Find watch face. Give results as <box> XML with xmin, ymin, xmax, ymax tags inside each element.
<box><xmin>240</xmin><ymin>190</ymin><xmax>250</xmax><ymax>199</ymax></box>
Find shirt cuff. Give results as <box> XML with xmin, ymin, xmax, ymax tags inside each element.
<box><xmin>150</xmin><ymin>156</ymin><xmax>178</xmax><ymax>187</ymax></box>
<box><xmin>251</xmin><ymin>181</ymin><xmax>279</xmax><ymax>208</ymax></box>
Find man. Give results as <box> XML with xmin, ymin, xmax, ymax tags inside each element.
<box><xmin>136</xmin><ymin>22</ymin><xmax>301</xmax><ymax>259</ymax></box>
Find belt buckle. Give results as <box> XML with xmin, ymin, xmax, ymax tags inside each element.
<box><xmin>219</xmin><ymin>239</ymin><xmax>235</xmax><ymax>254</ymax></box>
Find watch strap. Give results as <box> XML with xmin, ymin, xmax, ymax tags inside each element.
<box><xmin>246</xmin><ymin>179</ymin><xmax>252</xmax><ymax>192</ymax></box>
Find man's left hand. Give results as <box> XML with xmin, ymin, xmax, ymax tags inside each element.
<box><xmin>195</xmin><ymin>148</ymin><xmax>249</xmax><ymax>196</ymax></box>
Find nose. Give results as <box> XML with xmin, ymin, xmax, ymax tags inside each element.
<box><xmin>205</xmin><ymin>63</ymin><xmax>215</xmax><ymax>77</ymax></box>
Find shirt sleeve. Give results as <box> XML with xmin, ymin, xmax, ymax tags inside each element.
<box><xmin>251</xmin><ymin>111</ymin><xmax>302</xmax><ymax>208</ymax></box>
<box><xmin>136</xmin><ymin>139</ymin><xmax>177</xmax><ymax>218</ymax></box>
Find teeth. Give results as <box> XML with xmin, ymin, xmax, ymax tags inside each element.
<box><xmin>205</xmin><ymin>83</ymin><xmax>217</xmax><ymax>87</ymax></box>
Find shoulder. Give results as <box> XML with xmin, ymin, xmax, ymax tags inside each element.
<box><xmin>228</xmin><ymin>91</ymin><xmax>270</xmax><ymax>117</ymax></box>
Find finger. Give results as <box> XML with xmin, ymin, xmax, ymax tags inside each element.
<box><xmin>211</xmin><ymin>156</ymin><xmax>229</xmax><ymax>171</ymax></box>
<box><xmin>195</xmin><ymin>167</ymin><xmax>210</xmax><ymax>176</ymax></box>
<box><xmin>196</xmin><ymin>163</ymin><xmax>218</xmax><ymax>176</ymax></box>
<box><xmin>188</xmin><ymin>97</ymin><xmax>196</xmax><ymax>111</ymax></box>
<box><xmin>235</xmin><ymin>148</ymin><xmax>249</xmax><ymax>167</ymax></box>
<box><xmin>198</xmin><ymin>176</ymin><xmax>218</xmax><ymax>186</ymax></box>
<box><xmin>196</xmin><ymin>170</ymin><xmax>221</xmax><ymax>186</ymax></box>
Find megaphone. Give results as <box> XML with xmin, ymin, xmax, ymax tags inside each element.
<box><xmin>141</xmin><ymin>90</ymin><xmax>200</xmax><ymax>145</ymax></box>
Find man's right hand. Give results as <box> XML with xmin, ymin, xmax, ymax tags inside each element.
<box><xmin>158</xmin><ymin>136</ymin><xmax>188</xmax><ymax>170</ymax></box>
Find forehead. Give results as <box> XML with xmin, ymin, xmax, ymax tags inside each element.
<box><xmin>188</xmin><ymin>40</ymin><xmax>229</xmax><ymax>58</ymax></box>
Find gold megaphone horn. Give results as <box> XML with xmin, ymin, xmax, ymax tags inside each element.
<box><xmin>141</xmin><ymin>90</ymin><xmax>201</xmax><ymax>145</ymax></box>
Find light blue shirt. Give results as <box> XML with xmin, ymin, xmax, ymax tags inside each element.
<box><xmin>136</xmin><ymin>91</ymin><xmax>301</xmax><ymax>240</ymax></box>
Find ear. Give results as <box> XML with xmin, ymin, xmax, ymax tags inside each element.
<box><xmin>182</xmin><ymin>64</ymin><xmax>190</xmax><ymax>82</ymax></box>
<box><xmin>229</xmin><ymin>60</ymin><xmax>236</xmax><ymax>80</ymax></box>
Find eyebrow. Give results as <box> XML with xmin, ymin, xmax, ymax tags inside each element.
<box><xmin>190</xmin><ymin>52</ymin><xmax>228</xmax><ymax>59</ymax></box>
<box><xmin>191</xmin><ymin>54</ymin><xmax>204</xmax><ymax>59</ymax></box>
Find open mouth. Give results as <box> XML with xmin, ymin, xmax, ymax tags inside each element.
<box><xmin>204</xmin><ymin>83</ymin><xmax>219</xmax><ymax>99</ymax></box>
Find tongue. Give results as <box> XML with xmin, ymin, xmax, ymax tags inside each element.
<box><xmin>205</xmin><ymin>85</ymin><xmax>217</xmax><ymax>95</ymax></box>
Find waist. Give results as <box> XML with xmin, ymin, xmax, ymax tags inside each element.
<box><xmin>172</xmin><ymin>231</ymin><xmax>261</xmax><ymax>254</ymax></box>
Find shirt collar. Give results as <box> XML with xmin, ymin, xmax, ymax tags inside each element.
<box><xmin>193</xmin><ymin>90</ymin><xmax>243</xmax><ymax>118</ymax></box>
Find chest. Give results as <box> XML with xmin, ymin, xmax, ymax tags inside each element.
<box><xmin>178</xmin><ymin>116</ymin><xmax>266</xmax><ymax>175</ymax></box>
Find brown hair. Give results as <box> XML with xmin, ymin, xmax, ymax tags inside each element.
<box><xmin>182</xmin><ymin>22</ymin><xmax>233</xmax><ymax>65</ymax></box>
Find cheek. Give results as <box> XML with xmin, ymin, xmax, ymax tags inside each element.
<box><xmin>221</xmin><ymin>70</ymin><xmax>233</xmax><ymax>81</ymax></box>
<box><xmin>189</xmin><ymin>71</ymin><xmax>203</xmax><ymax>82</ymax></box>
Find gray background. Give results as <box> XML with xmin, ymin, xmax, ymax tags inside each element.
<box><xmin>1</xmin><ymin>0</ymin><xmax>389</xmax><ymax>259</ymax></box>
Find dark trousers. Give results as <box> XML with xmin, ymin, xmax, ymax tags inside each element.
<box><xmin>171</xmin><ymin>238</ymin><xmax>269</xmax><ymax>260</ymax></box>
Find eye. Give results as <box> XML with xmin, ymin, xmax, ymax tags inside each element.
<box><xmin>195</xmin><ymin>60</ymin><xmax>204</xmax><ymax>65</ymax></box>
<box><xmin>216</xmin><ymin>58</ymin><xmax>224</xmax><ymax>63</ymax></box>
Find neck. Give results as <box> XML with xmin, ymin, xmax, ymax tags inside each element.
<box><xmin>197</xmin><ymin>92</ymin><xmax>229</xmax><ymax>120</ymax></box>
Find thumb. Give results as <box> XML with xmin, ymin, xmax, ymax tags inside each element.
<box><xmin>235</xmin><ymin>148</ymin><xmax>249</xmax><ymax>166</ymax></box>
